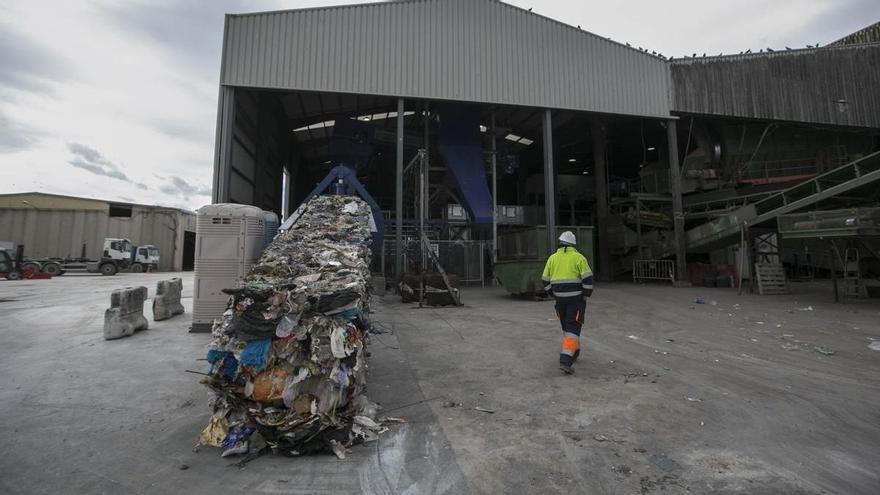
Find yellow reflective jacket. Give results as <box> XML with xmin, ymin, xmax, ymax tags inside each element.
<box><xmin>541</xmin><ymin>246</ymin><xmax>594</xmax><ymax>299</ymax></box>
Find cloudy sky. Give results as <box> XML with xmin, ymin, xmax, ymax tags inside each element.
<box><xmin>1</xmin><ymin>0</ymin><xmax>876</xmax><ymax>210</ymax></box>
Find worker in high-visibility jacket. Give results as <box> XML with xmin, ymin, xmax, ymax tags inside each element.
<box><xmin>542</xmin><ymin>231</ymin><xmax>594</xmax><ymax>374</ymax></box>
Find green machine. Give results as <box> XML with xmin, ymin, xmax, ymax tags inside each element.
<box><xmin>494</xmin><ymin>226</ymin><xmax>595</xmax><ymax>296</ymax></box>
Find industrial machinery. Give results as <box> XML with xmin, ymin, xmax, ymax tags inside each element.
<box><xmin>191</xmin><ymin>204</ymin><xmax>270</xmax><ymax>332</ymax></box>
<box><xmin>280</xmin><ymin>165</ymin><xmax>384</xmax><ymax>257</ymax></box>
<box><xmin>0</xmin><ymin>245</ymin><xmax>52</xmax><ymax>280</ymax></box>
<box><xmin>192</xmin><ymin>165</ymin><xmax>384</xmax><ymax>332</ymax></box>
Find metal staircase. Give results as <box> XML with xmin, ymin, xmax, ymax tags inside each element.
<box><xmin>833</xmin><ymin>244</ymin><xmax>866</xmax><ymax>299</ymax></box>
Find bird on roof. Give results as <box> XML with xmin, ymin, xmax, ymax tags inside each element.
<box><xmin>739</xmin><ymin>51</ymin><xmax>743</xmax><ymax>55</ymax></box>
<box><xmin>702</xmin><ymin>52</ymin><xmax>706</xmax><ymax>57</ymax></box>
<box><xmin>785</xmin><ymin>46</ymin><xmax>792</xmax><ymax>50</ymax></box>
<box><xmin>651</xmin><ymin>50</ymin><xmax>656</xmax><ymax>55</ymax></box>
<box><xmin>577</xmin><ymin>25</ymin><xmax>581</xmax><ymax>29</ymax></box>
<box><xmin>692</xmin><ymin>53</ymin><xmax>696</xmax><ymax>57</ymax></box>
<box><xmin>718</xmin><ymin>53</ymin><xmax>722</xmax><ymax>56</ymax></box>
<box><xmin>767</xmin><ymin>47</ymin><xmax>774</xmax><ymax>52</ymax></box>
<box><xmin>626</xmin><ymin>42</ymin><xmax>631</xmax><ymax>47</ymax></box>
<box><xmin>669</xmin><ymin>55</ymin><xmax>674</xmax><ymax>60</ymax></box>
<box><xmin>745</xmin><ymin>49</ymin><xmax>752</xmax><ymax>54</ymax></box>
<box><xmin>528</xmin><ymin>7</ymin><xmax>532</xmax><ymax>11</ymax></box>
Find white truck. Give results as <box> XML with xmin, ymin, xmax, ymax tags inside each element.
<box><xmin>130</xmin><ymin>244</ymin><xmax>160</xmax><ymax>273</ymax></box>
<box><xmin>20</xmin><ymin>238</ymin><xmax>161</xmax><ymax>276</ymax></box>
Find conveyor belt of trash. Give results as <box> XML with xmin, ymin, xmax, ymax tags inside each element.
<box><xmin>198</xmin><ymin>195</ymin><xmax>385</xmax><ymax>460</ymax></box>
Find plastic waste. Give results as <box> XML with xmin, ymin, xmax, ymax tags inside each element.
<box><xmin>814</xmin><ymin>345</ymin><xmax>835</xmax><ymax>355</ymax></box>
<box><xmin>199</xmin><ymin>195</ymin><xmax>384</xmax><ymax>460</ymax></box>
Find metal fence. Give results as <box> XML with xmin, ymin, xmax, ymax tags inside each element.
<box><xmin>380</xmin><ymin>238</ymin><xmax>487</xmax><ymax>287</ymax></box>
<box><xmin>633</xmin><ymin>260</ymin><xmax>675</xmax><ymax>284</ymax></box>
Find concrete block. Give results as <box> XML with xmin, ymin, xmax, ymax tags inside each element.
<box><xmin>153</xmin><ymin>278</ymin><xmax>185</xmax><ymax>321</ymax></box>
<box><xmin>104</xmin><ymin>286</ymin><xmax>149</xmax><ymax>340</ymax></box>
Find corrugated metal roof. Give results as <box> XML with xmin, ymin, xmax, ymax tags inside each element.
<box><xmin>221</xmin><ymin>0</ymin><xmax>671</xmax><ymax>119</ymax></box>
<box><xmin>0</xmin><ymin>192</ymin><xmax>196</xmax><ymax>214</ymax></box>
<box><xmin>830</xmin><ymin>21</ymin><xmax>880</xmax><ymax>46</ymax></box>
<box><xmin>671</xmin><ymin>43</ymin><xmax>880</xmax><ymax>129</ymax></box>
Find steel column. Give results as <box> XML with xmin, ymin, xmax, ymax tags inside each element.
<box><xmin>542</xmin><ymin>109</ymin><xmax>556</xmax><ymax>256</ymax></box>
<box><xmin>212</xmin><ymin>86</ymin><xmax>235</xmax><ymax>203</ymax></box>
<box><xmin>395</xmin><ymin>98</ymin><xmax>405</xmax><ymax>282</ymax></box>
<box><xmin>491</xmin><ymin>111</ymin><xmax>498</xmax><ymax>268</ymax></box>
<box><xmin>667</xmin><ymin>119</ymin><xmax>688</xmax><ymax>283</ymax></box>
<box><xmin>591</xmin><ymin>120</ymin><xmax>610</xmax><ymax>280</ymax></box>
<box><xmin>424</xmin><ymin>102</ymin><xmax>430</xmax><ymax>223</ymax></box>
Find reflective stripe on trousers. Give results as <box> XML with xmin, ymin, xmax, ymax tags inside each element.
<box><xmin>555</xmin><ymin>297</ymin><xmax>586</xmax><ymax>366</ymax></box>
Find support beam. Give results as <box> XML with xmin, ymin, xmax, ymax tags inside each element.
<box><xmin>542</xmin><ymin>109</ymin><xmax>556</xmax><ymax>255</ymax></box>
<box><xmin>591</xmin><ymin>120</ymin><xmax>610</xmax><ymax>281</ymax></box>
<box><xmin>666</xmin><ymin>119</ymin><xmax>689</xmax><ymax>283</ymax></box>
<box><xmin>424</xmin><ymin>102</ymin><xmax>430</xmax><ymax>222</ymax></box>
<box><xmin>212</xmin><ymin>86</ymin><xmax>235</xmax><ymax>203</ymax></box>
<box><xmin>395</xmin><ymin>98</ymin><xmax>405</xmax><ymax>282</ymax></box>
<box><xmin>491</xmin><ymin>111</ymin><xmax>498</xmax><ymax>268</ymax></box>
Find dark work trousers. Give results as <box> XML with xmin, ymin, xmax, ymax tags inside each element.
<box><xmin>555</xmin><ymin>297</ymin><xmax>586</xmax><ymax>366</ymax></box>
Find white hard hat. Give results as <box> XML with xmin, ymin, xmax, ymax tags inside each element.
<box><xmin>559</xmin><ymin>231</ymin><xmax>576</xmax><ymax>245</ymax></box>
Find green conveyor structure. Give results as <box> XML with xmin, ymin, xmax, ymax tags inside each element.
<box><xmin>626</xmin><ymin>150</ymin><xmax>880</xmax><ymax>263</ymax></box>
<box><xmin>778</xmin><ymin>208</ymin><xmax>880</xmax><ymax>240</ymax></box>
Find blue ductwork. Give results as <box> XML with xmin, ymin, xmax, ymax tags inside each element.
<box><xmin>437</xmin><ymin>104</ymin><xmax>494</xmax><ymax>224</ymax></box>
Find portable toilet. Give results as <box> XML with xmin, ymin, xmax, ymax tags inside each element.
<box><xmin>263</xmin><ymin>210</ymin><xmax>279</xmax><ymax>248</ymax></box>
<box><xmin>191</xmin><ymin>204</ymin><xmax>266</xmax><ymax>332</ymax></box>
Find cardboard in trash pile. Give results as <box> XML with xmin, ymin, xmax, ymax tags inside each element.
<box><xmin>199</xmin><ymin>195</ymin><xmax>386</xmax><ymax>459</ymax></box>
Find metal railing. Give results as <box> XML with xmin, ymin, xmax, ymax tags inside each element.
<box><xmin>380</xmin><ymin>238</ymin><xmax>487</xmax><ymax>287</ymax></box>
<box><xmin>735</xmin><ymin>158</ymin><xmax>820</xmax><ymax>182</ymax></box>
<box><xmin>633</xmin><ymin>260</ymin><xmax>675</xmax><ymax>284</ymax></box>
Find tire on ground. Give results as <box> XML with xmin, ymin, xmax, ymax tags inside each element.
<box><xmin>130</xmin><ymin>263</ymin><xmax>144</xmax><ymax>273</ymax></box>
<box><xmin>41</xmin><ymin>262</ymin><xmax>62</xmax><ymax>276</ymax></box>
<box><xmin>100</xmin><ymin>262</ymin><xmax>118</xmax><ymax>276</ymax></box>
<box><xmin>20</xmin><ymin>262</ymin><xmax>41</xmax><ymax>273</ymax></box>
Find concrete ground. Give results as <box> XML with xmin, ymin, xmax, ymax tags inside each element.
<box><xmin>1</xmin><ymin>273</ymin><xmax>879</xmax><ymax>494</ymax></box>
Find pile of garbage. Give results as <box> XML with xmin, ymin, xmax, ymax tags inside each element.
<box><xmin>198</xmin><ymin>195</ymin><xmax>384</xmax><ymax>459</ymax></box>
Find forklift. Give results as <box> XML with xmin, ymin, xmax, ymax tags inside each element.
<box><xmin>0</xmin><ymin>245</ymin><xmax>52</xmax><ymax>280</ymax></box>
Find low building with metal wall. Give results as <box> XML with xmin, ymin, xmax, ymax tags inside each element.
<box><xmin>0</xmin><ymin>192</ymin><xmax>196</xmax><ymax>272</ymax></box>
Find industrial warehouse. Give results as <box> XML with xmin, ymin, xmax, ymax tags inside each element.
<box><xmin>211</xmin><ymin>2</ymin><xmax>880</xmax><ymax>300</ymax></box>
<box><xmin>0</xmin><ymin>192</ymin><xmax>197</xmax><ymax>273</ymax></box>
<box><xmin>1</xmin><ymin>1</ymin><xmax>880</xmax><ymax>495</ymax></box>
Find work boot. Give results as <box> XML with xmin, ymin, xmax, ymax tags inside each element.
<box><xmin>559</xmin><ymin>355</ymin><xmax>574</xmax><ymax>375</ymax></box>
<box><xmin>572</xmin><ymin>349</ymin><xmax>580</xmax><ymax>363</ymax></box>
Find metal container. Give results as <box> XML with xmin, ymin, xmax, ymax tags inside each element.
<box><xmin>495</xmin><ymin>225</ymin><xmax>595</xmax><ymax>296</ymax></box>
